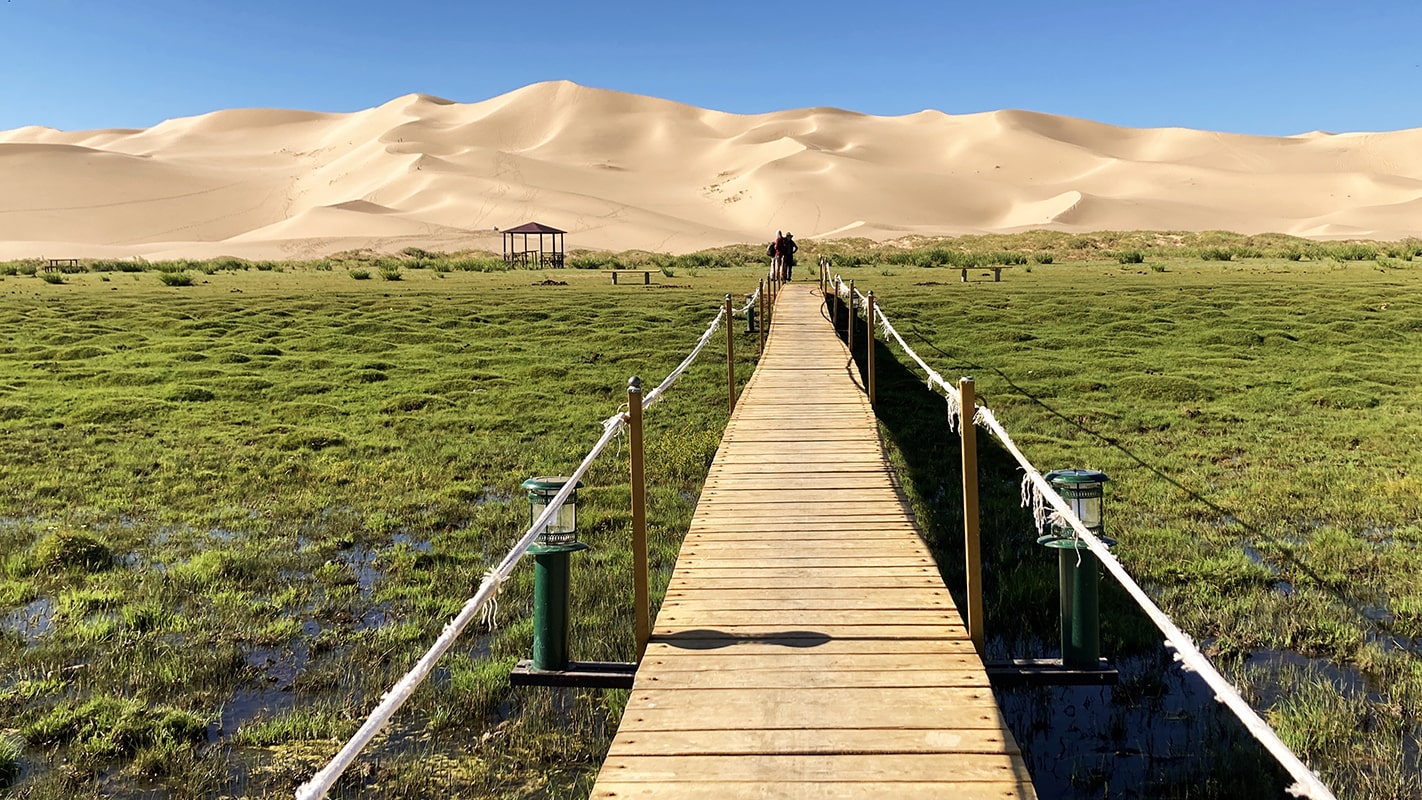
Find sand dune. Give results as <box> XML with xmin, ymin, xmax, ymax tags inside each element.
<box><xmin>2</xmin><ymin>80</ymin><xmax>1420</xmax><ymax>260</ymax></box>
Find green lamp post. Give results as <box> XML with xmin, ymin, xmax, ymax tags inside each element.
<box><xmin>1038</xmin><ymin>469</ymin><xmax>1112</xmax><ymax>669</ymax></box>
<box><xmin>522</xmin><ymin>476</ymin><xmax>587</xmax><ymax>672</ymax></box>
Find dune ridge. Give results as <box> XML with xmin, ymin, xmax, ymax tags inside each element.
<box><xmin>2</xmin><ymin>80</ymin><xmax>1420</xmax><ymax>260</ymax></box>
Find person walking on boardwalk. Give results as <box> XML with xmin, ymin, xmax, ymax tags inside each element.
<box><xmin>769</xmin><ymin>230</ymin><xmax>785</xmax><ymax>281</ymax></box>
<box><xmin>779</xmin><ymin>232</ymin><xmax>798</xmax><ymax>281</ymax></box>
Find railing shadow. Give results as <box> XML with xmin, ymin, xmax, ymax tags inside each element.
<box><xmin>895</xmin><ymin>317</ymin><xmax>1419</xmax><ymax>660</ymax></box>
<box><xmin>653</xmin><ymin>630</ymin><xmax>832</xmax><ymax>650</ymax></box>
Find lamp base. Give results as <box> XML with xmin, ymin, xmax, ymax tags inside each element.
<box><xmin>983</xmin><ymin>658</ymin><xmax>1118</xmax><ymax>688</ymax></box>
<box><xmin>510</xmin><ymin>659</ymin><xmax>638</xmax><ymax>689</ymax></box>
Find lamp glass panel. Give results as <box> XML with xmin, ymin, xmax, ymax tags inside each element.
<box><xmin>551</xmin><ymin>499</ymin><xmax>577</xmax><ymax>536</ymax></box>
<box><xmin>1076</xmin><ymin>494</ymin><xmax>1102</xmax><ymax>529</ymax></box>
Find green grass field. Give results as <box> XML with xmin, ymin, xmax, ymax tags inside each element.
<box><xmin>1</xmin><ymin>238</ymin><xmax>1420</xmax><ymax>798</ymax></box>
<box><xmin>833</xmin><ymin>253</ymin><xmax>1422</xmax><ymax>797</ymax></box>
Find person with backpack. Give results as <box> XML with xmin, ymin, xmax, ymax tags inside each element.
<box><xmin>768</xmin><ymin>231</ymin><xmax>784</xmax><ymax>281</ymax></box>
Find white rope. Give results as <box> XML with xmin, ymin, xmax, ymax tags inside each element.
<box><xmin>738</xmin><ymin>285</ymin><xmax>760</xmax><ymax>316</ymax></box>
<box><xmin>873</xmin><ymin>308</ymin><xmax>959</xmax><ymax>425</ymax></box>
<box><xmin>296</xmin><ymin>414</ymin><xmax>621</xmax><ymax>800</ymax></box>
<box><xmin>977</xmin><ymin>407</ymin><xmax>1334</xmax><ymax>800</ymax></box>
<box><xmin>836</xmin><ymin>282</ymin><xmax>1333</xmax><ymax>799</ymax></box>
<box><xmin>296</xmin><ymin>292</ymin><xmax>743</xmax><ymax>800</ymax></box>
<box><xmin>478</xmin><ymin>568</ymin><xmax>502</xmax><ymax>630</ymax></box>
<box><xmin>643</xmin><ymin>306</ymin><xmax>725</xmax><ymax>411</ymax></box>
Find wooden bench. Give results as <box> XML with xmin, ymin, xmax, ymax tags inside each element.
<box><xmin>44</xmin><ymin>259</ymin><xmax>81</xmax><ymax>273</ymax></box>
<box><xmin>608</xmin><ymin>270</ymin><xmax>655</xmax><ymax>285</ymax></box>
<box><xmin>961</xmin><ymin>266</ymin><xmax>1013</xmax><ymax>282</ymax></box>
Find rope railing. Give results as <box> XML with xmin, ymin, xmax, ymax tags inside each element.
<box><xmin>296</xmin><ymin>292</ymin><xmax>744</xmax><ymax>800</ymax></box>
<box><xmin>825</xmin><ymin>275</ymin><xmax>1335</xmax><ymax>800</ymax></box>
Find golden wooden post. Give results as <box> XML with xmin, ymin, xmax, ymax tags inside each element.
<box><xmin>627</xmin><ymin>377</ymin><xmax>650</xmax><ymax>659</ymax></box>
<box><xmin>724</xmin><ymin>294</ymin><xmax>736</xmax><ymax>414</ymax></box>
<box><xmin>866</xmin><ymin>291</ymin><xmax>876</xmax><ymax>407</ymax></box>
<box><xmin>960</xmin><ymin>377</ymin><xmax>984</xmax><ymax>656</ymax></box>
<box><xmin>847</xmin><ymin>280</ymin><xmax>856</xmax><ymax>356</ymax></box>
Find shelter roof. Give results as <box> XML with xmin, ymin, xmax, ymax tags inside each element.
<box><xmin>503</xmin><ymin>221</ymin><xmax>565</xmax><ymax>234</ymax></box>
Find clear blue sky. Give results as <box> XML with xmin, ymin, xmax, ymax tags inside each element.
<box><xmin>3</xmin><ymin>0</ymin><xmax>1419</xmax><ymax>136</ymax></box>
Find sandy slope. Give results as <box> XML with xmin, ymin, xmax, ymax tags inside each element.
<box><xmin>2</xmin><ymin>81</ymin><xmax>1420</xmax><ymax>260</ymax></box>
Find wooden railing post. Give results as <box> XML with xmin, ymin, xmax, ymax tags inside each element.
<box><xmin>628</xmin><ymin>376</ymin><xmax>650</xmax><ymax>659</ymax></box>
<box><xmin>866</xmin><ymin>291</ymin><xmax>876</xmax><ymax>407</ymax></box>
<box><xmin>830</xmin><ymin>276</ymin><xmax>838</xmax><ymax>331</ymax></box>
<box><xmin>847</xmin><ymin>280</ymin><xmax>856</xmax><ymax>357</ymax></box>
<box><xmin>960</xmin><ymin>377</ymin><xmax>984</xmax><ymax>656</ymax></box>
<box><xmin>724</xmin><ymin>294</ymin><xmax>735</xmax><ymax>414</ymax></box>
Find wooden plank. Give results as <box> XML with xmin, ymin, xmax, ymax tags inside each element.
<box><xmin>633</xmin><ymin>668</ymin><xmax>991</xmax><ymax>689</ymax></box>
<box><xmin>702</xmin><ymin>478</ymin><xmax>898</xmax><ymax>491</ymax></box>
<box><xmin>692</xmin><ymin>501</ymin><xmax>908</xmax><ymax>513</ymax></box>
<box><xmin>605</xmin><ymin>728</ymin><xmax>1019</xmax><ymax>756</ymax></box>
<box><xmin>672</xmin><ymin>555</ymin><xmax>935</xmax><ymax>568</ymax></box>
<box><xmin>615</xmin><ymin>703</ymin><xmax>1008</xmax><ymax>732</ymax></box>
<box><xmin>662</xmin><ymin>575</ymin><xmax>946</xmax><ymax>590</ymax></box>
<box><xmin>652</xmin><ymin>624</ymin><xmax>969</xmax><ymax>640</ymax></box>
<box><xmin>682</xmin><ymin>521</ymin><xmax>921</xmax><ymax>534</ymax></box>
<box><xmin>667</xmin><ymin>565</ymin><xmax>939</xmax><ymax>578</ymax></box>
<box><xmin>642</xmin><ymin>637</ymin><xmax>981</xmax><ymax>657</ymax></box>
<box><xmin>677</xmin><ymin>537</ymin><xmax>931</xmax><ymax>550</ymax></box>
<box><xmin>592</xmin><ymin>781</ymin><xmax>1034</xmax><ymax>799</ymax></box>
<box><xmin>654</xmin><ymin>609</ymin><xmax>963</xmax><ymax>627</ymax></box>
<box><xmin>639</xmin><ymin>652</ymin><xmax>981</xmax><ymax>672</ymax></box>
<box><xmin>597</xmin><ymin>754</ymin><xmax>1028</xmax><ymax>782</ymax></box>
<box><xmin>658</xmin><ymin>599</ymin><xmax>954</xmax><ymax>614</ymax></box>
<box><xmin>661</xmin><ymin>587</ymin><xmax>952</xmax><ymax>603</ymax></box>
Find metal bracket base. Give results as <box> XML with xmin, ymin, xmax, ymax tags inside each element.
<box><xmin>510</xmin><ymin>660</ymin><xmax>638</xmax><ymax>689</ymax></box>
<box><xmin>984</xmin><ymin>658</ymin><xmax>1119</xmax><ymax>687</ymax></box>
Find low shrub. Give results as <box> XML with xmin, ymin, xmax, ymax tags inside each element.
<box><xmin>988</xmin><ymin>252</ymin><xmax>1028</xmax><ymax>265</ymax></box>
<box><xmin>33</xmin><ymin>529</ymin><xmax>113</xmax><ymax>573</ymax></box>
<box><xmin>379</xmin><ymin>267</ymin><xmax>402</xmax><ymax>281</ymax></box>
<box><xmin>569</xmin><ymin>253</ymin><xmax>620</xmax><ymax>270</ymax></box>
<box><xmin>40</xmin><ymin>273</ymin><xmax>65</xmax><ymax>284</ymax></box>
<box><xmin>0</xmin><ymin>733</ymin><xmax>20</xmax><ymax>788</ymax></box>
<box><xmin>448</xmin><ymin>257</ymin><xmax>509</xmax><ymax>272</ymax></box>
<box><xmin>158</xmin><ymin>272</ymin><xmax>194</xmax><ymax>287</ymax></box>
<box><xmin>1326</xmin><ymin>243</ymin><xmax>1378</xmax><ymax>261</ymax></box>
<box><xmin>349</xmin><ymin>269</ymin><xmax>371</xmax><ymax>280</ymax></box>
<box><xmin>1117</xmin><ymin>251</ymin><xmax>1146</xmax><ymax>264</ymax></box>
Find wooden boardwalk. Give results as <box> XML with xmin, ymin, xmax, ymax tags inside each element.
<box><xmin>589</xmin><ymin>283</ymin><xmax>1035</xmax><ymax>799</ymax></box>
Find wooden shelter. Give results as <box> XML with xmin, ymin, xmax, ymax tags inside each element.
<box><xmin>502</xmin><ymin>222</ymin><xmax>566</xmax><ymax>268</ymax></box>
